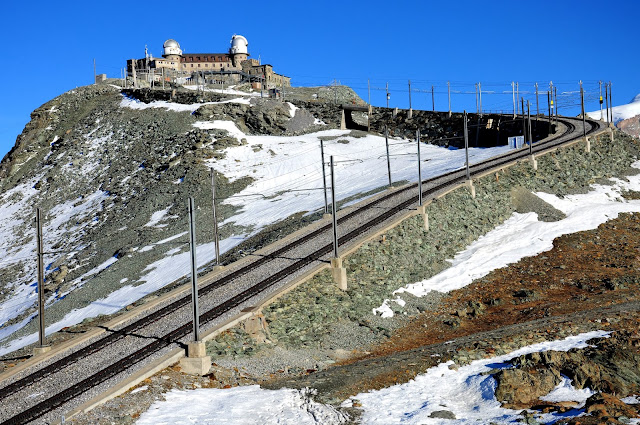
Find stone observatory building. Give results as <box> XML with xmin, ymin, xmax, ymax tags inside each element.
<box><xmin>126</xmin><ymin>35</ymin><xmax>290</xmax><ymax>89</ymax></box>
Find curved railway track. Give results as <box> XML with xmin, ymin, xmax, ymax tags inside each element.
<box><xmin>0</xmin><ymin>115</ymin><xmax>606</xmax><ymax>424</ymax></box>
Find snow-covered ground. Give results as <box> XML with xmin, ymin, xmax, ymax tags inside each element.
<box><xmin>345</xmin><ymin>331</ymin><xmax>611</xmax><ymax>424</ymax></box>
<box><xmin>133</xmin><ymin>331</ymin><xmax>617</xmax><ymax>424</ymax></box>
<box><xmin>587</xmin><ymin>93</ymin><xmax>640</xmax><ymax>124</ymax></box>
<box><xmin>374</xmin><ymin>160</ymin><xmax>640</xmax><ymax>317</ymax></box>
<box><xmin>136</xmin><ymin>386</ymin><xmax>348</xmax><ymax>425</ymax></box>
<box><xmin>182</xmin><ymin>84</ymin><xmax>263</xmax><ymax>98</ymax></box>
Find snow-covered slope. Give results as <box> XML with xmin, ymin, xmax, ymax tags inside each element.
<box><xmin>587</xmin><ymin>93</ymin><xmax>640</xmax><ymax>124</ymax></box>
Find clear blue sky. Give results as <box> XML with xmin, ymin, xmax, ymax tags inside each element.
<box><xmin>1</xmin><ymin>0</ymin><xmax>638</xmax><ymax>159</ymax></box>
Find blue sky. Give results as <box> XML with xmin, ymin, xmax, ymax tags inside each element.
<box><xmin>1</xmin><ymin>0</ymin><xmax>638</xmax><ymax>159</ymax></box>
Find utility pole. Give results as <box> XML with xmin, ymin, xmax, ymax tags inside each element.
<box><xmin>416</xmin><ymin>130</ymin><xmax>423</xmax><ymax>207</ymax></box>
<box><xmin>431</xmin><ymin>85</ymin><xmax>435</xmax><ymax>112</ymax></box>
<box><xmin>385</xmin><ymin>126</ymin><xmax>392</xmax><ymax>188</ymax></box>
<box><xmin>408</xmin><ymin>80</ymin><xmax>412</xmax><ymax>111</ymax></box>
<box><xmin>516</xmin><ymin>82</ymin><xmax>520</xmax><ymax>115</ymax></box>
<box><xmin>386</xmin><ymin>82</ymin><xmax>390</xmax><ymax>108</ymax></box>
<box><xmin>210</xmin><ymin>170</ymin><xmax>221</xmax><ymax>268</ymax></box>
<box><xmin>464</xmin><ymin>111</ymin><xmax>470</xmax><ymax>180</ymax></box>
<box><xmin>320</xmin><ymin>140</ymin><xmax>329</xmax><ymax>215</ymax></box>
<box><xmin>447</xmin><ymin>81</ymin><xmax>451</xmax><ymax>118</ymax></box>
<box><xmin>93</xmin><ymin>58</ymin><xmax>96</xmax><ymax>85</ymax></box>
<box><xmin>512</xmin><ymin>81</ymin><xmax>516</xmax><ymax>118</ymax></box>
<box><xmin>187</xmin><ymin>197</ymin><xmax>200</xmax><ymax>342</ymax></box>
<box><xmin>36</xmin><ymin>208</ymin><xmax>47</xmax><ymax>351</ymax></box>
<box><xmin>368</xmin><ymin>79</ymin><xmax>371</xmax><ymax>106</ymax></box>
<box><xmin>580</xmin><ymin>80</ymin><xmax>586</xmax><ymax>138</ymax></box>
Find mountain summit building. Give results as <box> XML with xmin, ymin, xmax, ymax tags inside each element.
<box><xmin>126</xmin><ymin>35</ymin><xmax>290</xmax><ymax>89</ymax></box>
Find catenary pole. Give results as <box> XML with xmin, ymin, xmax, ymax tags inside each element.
<box><xmin>553</xmin><ymin>86</ymin><xmax>559</xmax><ymax>125</ymax></box>
<box><xmin>516</xmin><ymin>82</ymin><xmax>520</xmax><ymax>115</ymax></box>
<box><xmin>431</xmin><ymin>85</ymin><xmax>435</xmax><ymax>112</ymax></box>
<box><xmin>527</xmin><ymin>100</ymin><xmax>533</xmax><ymax>155</ymax></box>
<box><xmin>447</xmin><ymin>81</ymin><xmax>451</xmax><ymax>118</ymax></box>
<box><xmin>210</xmin><ymin>170</ymin><xmax>220</xmax><ymax>267</ymax></box>
<box><xmin>535</xmin><ymin>82</ymin><xmax>539</xmax><ymax>116</ymax></box>
<box><xmin>605</xmin><ymin>83</ymin><xmax>609</xmax><ymax>123</ymax></box>
<box><xmin>320</xmin><ymin>140</ymin><xmax>329</xmax><ymax>214</ymax></box>
<box><xmin>609</xmin><ymin>81</ymin><xmax>613</xmax><ymax>123</ymax></box>
<box><xmin>188</xmin><ymin>197</ymin><xmax>200</xmax><ymax>342</ymax></box>
<box><xmin>385</xmin><ymin>126</ymin><xmax>392</xmax><ymax>188</ymax></box>
<box><xmin>386</xmin><ymin>82</ymin><xmax>390</xmax><ymax>108</ymax></box>
<box><xmin>478</xmin><ymin>82</ymin><xmax>482</xmax><ymax>116</ymax></box>
<box><xmin>36</xmin><ymin>208</ymin><xmax>46</xmax><ymax>348</ymax></box>
<box><xmin>417</xmin><ymin>130</ymin><xmax>423</xmax><ymax>206</ymax></box>
<box><xmin>330</xmin><ymin>156</ymin><xmax>339</xmax><ymax>259</ymax></box>
<box><xmin>521</xmin><ymin>97</ymin><xmax>526</xmax><ymax>136</ymax></box>
<box><xmin>547</xmin><ymin>91</ymin><xmax>552</xmax><ymax>136</ymax></box>
<box><xmin>464</xmin><ymin>111</ymin><xmax>470</xmax><ymax>180</ymax></box>
<box><xmin>580</xmin><ymin>80</ymin><xmax>586</xmax><ymax>138</ymax></box>
<box><xmin>475</xmin><ymin>83</ymin><xmax>478</xmax><ymax>114</ymax></box>
<box><xmin>408</xmin><ymin>80</ymin><xmax>412</xmax><ymax>111</ymax></box>
<box><xmin>512</xmin><ymin>81</ymin><xmax>516</xmax><ymax>118</ymax></box>
<box><xmin>599</xmin><ymin>81</ymin><xmax>603</xmax><ymax>121</ymax></box>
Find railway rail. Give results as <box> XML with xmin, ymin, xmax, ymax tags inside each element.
<box><xmin>0</xmin><ymin>114</ymin><xmax>606</xmax><ymax>424</ymax></box>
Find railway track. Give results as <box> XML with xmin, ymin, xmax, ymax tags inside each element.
<box><xmin>0</xmin><ymin>114</ymin><xmax>606</xmax><ymax>424</ymax></box>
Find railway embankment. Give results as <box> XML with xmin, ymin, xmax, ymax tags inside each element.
<box><xmin>206</xmin><ymin>130</ymin><xmax>638</xmax><ymax>362</ymax></box>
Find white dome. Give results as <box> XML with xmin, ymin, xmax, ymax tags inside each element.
<box><xmin>163</xmin><ymin>39</ymin><xmax>182</xmax><ymax>57</ymax></box>
<box><xmin>230</xmin><ymin>35</ymin><xmax>248</xmax><ymax>55</ymax></box>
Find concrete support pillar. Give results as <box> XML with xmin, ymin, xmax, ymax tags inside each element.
<box><xmin>340</xmin><ymin>110</ymin><xmax>346</xmax><ymax>130</ymax></box>
<box><xmin>467</xmin><ymin>180</ymin><xmax>476</xmax><ymax>199</ymax></box>
<box><xmin>179</xmin><ymin>341</ymin><xmax>211</xmax><ymax>375</ymax></box>
<box><xmin>33</xmin><ymin>345</ymin><xmax>51</xmax><ymax>356</ymax></box>
<box><xmin>213</xmin><ymin>265</ymin><xmax>225</xmax><ymax>272</ymax></box>
<box><xmin>530</xmin><ymin>154</ymin><xmax>538</xmax><ymax>170</ymax></box>
<box><xmin>392</xmin><ymin>107</ymin><xmax>398</xmax><ymax>118</ymax></box>
<box><xmin>585</xmin><ymin>136</ymin><xmax>591</xmax><ymax>153</ymax></box>
<box><xmin>408</xmin><ymin>108</ymin><xmax>413</xmax><ymax>119</ymax></box>
<box><xmin>609</xmin><ymin>128</ymin><xmax>614</xmax><ymax>142</ymax></box>
<box><xmin>416</xmin><ymin>204</ymin><xmax>429</xmax><ymax>231</ymax></box>
<box><xmin>331</xmin><ymin>257</ymin><xmax>347</xmax><ymax>291</ymax></box>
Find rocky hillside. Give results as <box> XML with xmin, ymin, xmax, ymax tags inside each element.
<box><xmin>618</xmin><ymin>114</ymin><xmax>640</xmax><ymax>138</ymax></box>
<box><xmin>0</xmin><ymin>84</ymin><xmax>355</xmax><ymax>351</ymax></box>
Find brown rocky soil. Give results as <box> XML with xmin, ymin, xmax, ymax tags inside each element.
<box><xmin>265</xmin><ymin>212</ymin><xmax>640</xmax><ymax>421</ymax></box>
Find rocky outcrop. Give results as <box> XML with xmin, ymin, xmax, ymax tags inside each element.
<box><xmin>493</xmin><ymin>331</ymin><xmax>640</xmax><ymax>411</ymax></box>
<box><xmin>618</xmin><ymin>114</ymin><xmax>640</xmax><ymax>139</ymax></box>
